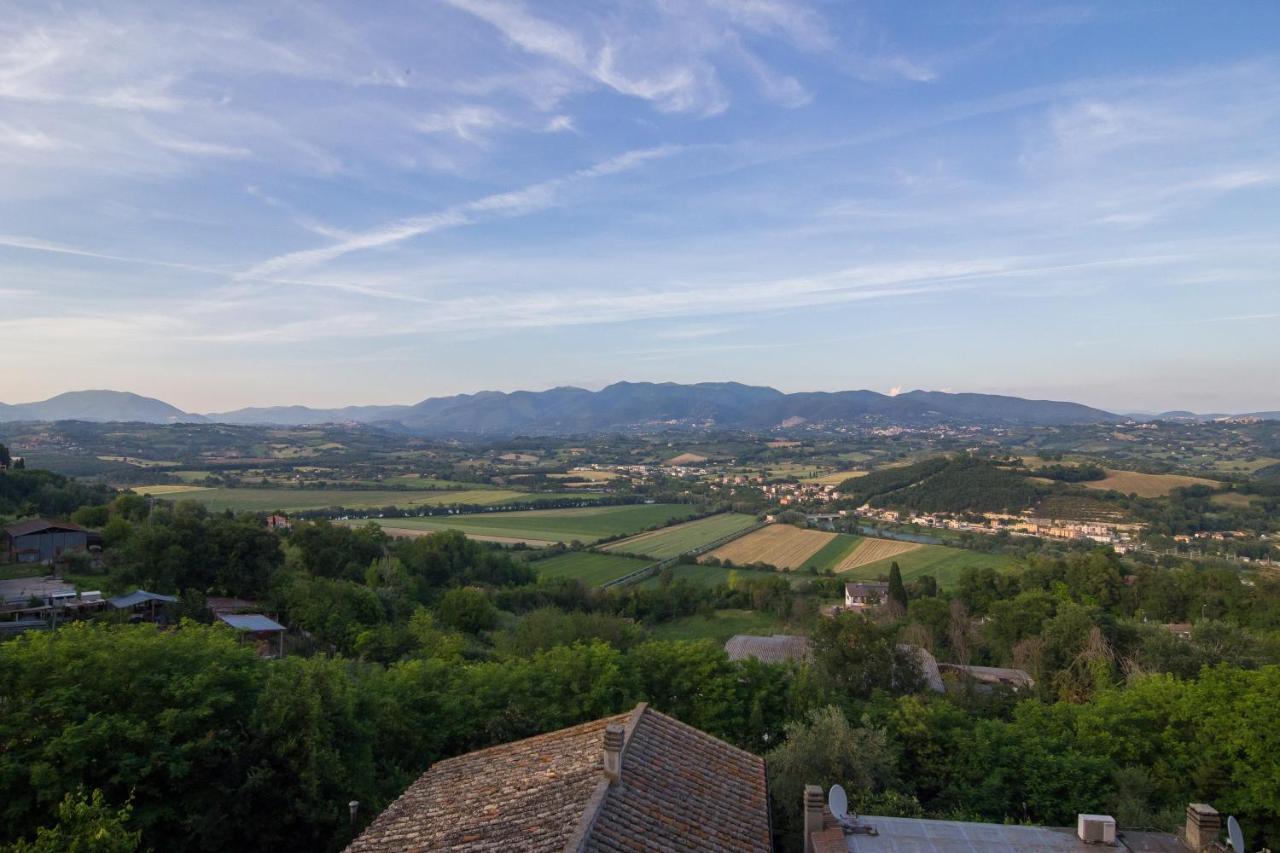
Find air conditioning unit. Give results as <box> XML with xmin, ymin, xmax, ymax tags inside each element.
<box><xmin>1077</xmin><ymin>814</ymin><xmax>1117</xmax><ymax>844</ymax></box>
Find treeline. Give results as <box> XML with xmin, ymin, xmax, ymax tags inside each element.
<box><xmin>0</xmin><ymin>623</ymin><xmax>810</xmax><ymax>852</ymax></box>
<box><xmin>0</xmin><ymin>467</ymin><xmax>115</xmax><ymax>518</ymax></box>
<box><xmin>1033</xmin><ymin>463</ymin><xmax>1107</xmax><ymax>482</ymax></box>
<box><xmin>836</xmin><ymin>456</ymin><xmax>1042</xmax><ymax>514</ymax></box>
<box><xmin>7</xmin><ymin>610</ymin><xmax>1280</xmax><ymax>851</ymax></box>
<box><xmin>837</xmin><ymin>457</ymin><xmax>949</xmax><ymax>503</ymax></box>
<box><xmin>869</xmin><ymin>457</ymin><xmax>1041</xmax><ymax>514</ymax></box>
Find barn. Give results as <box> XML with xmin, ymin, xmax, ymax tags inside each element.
<box><xmin>2</xmin><ymin>519</ymin><xmax>92</xmax><ymax>564</ymax></box>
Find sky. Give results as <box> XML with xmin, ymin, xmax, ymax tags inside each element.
<box><xmin>2</xmin><ymin>1</ymin><xmax>1279</xmax><ymax>414</ymax></box>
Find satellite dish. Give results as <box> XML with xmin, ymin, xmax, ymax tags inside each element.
<box><xmin>828</xmin><ymin>784</ymin><xmax>849</xmax><ymax>821</ymax></box>
<box><xmin>1228</xmin><ymin>816</ymin><xmax>1244</xmax><ymax>852</ymax></box>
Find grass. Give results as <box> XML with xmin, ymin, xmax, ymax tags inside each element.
<box><xmin>130</xmin><ymin>486</ymin><xmax>552</xmax><ymax>512</ymax></box>
<box><xmin>638</xmin><ymin>563</ymin><xmax>815</xmax><ymax>589</ymax></box>
<box><xmin>362</xmin><ymin>503</ymin><xmax>700</xmax><ymax>545</ymax></box>
<box><xmin>131</xmin><ymin>484</ymin><xmax>212</xmax><ymax>496</ymax></box>
<box><xmin>664</xmin><ymin>453</ymin><xmax>708</xmax><ymax>466</ymax></box>
<box><xmin>1211</xmin><ymin>492</ymin><xmax>1260</xmax><ymax>509</ymax></box>
<box><xmin>648</xmin><ymin>609</ymin><xmax>783</xmax><ymax>642</ymax></box>
<box><xmin>797</xmin><ymin>534</ymin><xmax>863</xmax><ymax>572</ymax></box>
<box><xmin>838</xmin><ymin>544</ymin><xmax>1020</xmax><ymax>590</ymax></box>
<box><xmin>96</xmin><ymin>455</ymin><xmax>178</xmax><ymax>468</ymax></box>
<box><xmin>1081</xmin><ymin>469</ymin><xmax>1219</xmax><ymax>498</ymax></box>
<box><xmin>548</xmin><ymin>469</ymin><xmax>619</xmax><ymax>482</ymax></box>
<box><xmin>532</xmin><ymin>552</ymin><xmax>652</xmax><ymax>586</ymax></box>
<box><xmin>1208</xmin><ymin>457</ymin><xmax>1280</xmax><ymax>475</ymax></box>
<box><xmin>601</xmin><ymin>513</ymin><xmax>758</xmax><ymax>560</ymax></box>
<box><xmin>382</xmin><ymin>475</ymin><xmax>496</xmax><ymax>489</ymax></box>
<box><xmin>647</xmin><ymin>608</ymin><xmax>791</xmax><ymax>643</ymax></box>
<box><xmin>802</xmin><ymin>470</ymin><xmax>867</xmax><ymax>485</ymax></box>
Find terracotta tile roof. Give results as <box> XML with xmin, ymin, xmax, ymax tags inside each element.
<box><xmin>583</xmin><ymin>707</ymin><xmax>771</xmax><ymax>852</ymax></box>
<box><xmin>724</xmin><ymin>633</ymin><xmax>812</xmax><ymax>664</ymax></box>
<box><xmin>346</xmin><ymin>712</ymin><xmax>630</xmax><ymax>853</ymax></box>
<box><xmin>346</xmin><ymin>704</ymin><xmax>771</xmax><ymax>853</ymax></box>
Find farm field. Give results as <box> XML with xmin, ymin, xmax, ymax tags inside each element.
<box><xmin>130</xmin><ymin>483</ymin><xmax>211</xmax><ymax>496</ymax></box>
<box><xmin>838</xmin><ymin>544</ymin><xmax>1020</xmax><ymax>589</ymax></box>
<box><xmin>702</xmin><ymin>524</ymin><xmax>835</xmax><ymax>570</ymax></box>
<box><xmin>96</xmin><ymin>455</ymin><xmax>178</xmax><ymax>468</ymax></box>
<box><xmin>1208</xmin><ymin>457</ymin><xmax>1280</xmax><ymax>475</ymax></box>
<box><xmin>548</xmin><ymin>468</ymin><xmax>619</xmax><ymax>482</ymax></box>
<box><xmin>664</xmin><ymin>453</ymin><xmax>708</xmax><ymax>466</ymax></box>
<box><xmin>646</xmin><ymin>609</ymin><xmax>792</xmax><ymax>643</ymax></box>
<box><xmin>802</xmin><ymin>470</ymin><xmax>867</xmax><ymax>486</ymax></box>
<box><xmin>1034</xmin><ymin>494</ymin><xmax>1130</xmax><ymax>522</ymax></box>
<box><xmin>128</xmin><ymin>485</ymin><xmax>541</xmax><ymax>512</ymax></box>
<box><xmin>1081</xmin><ymin>469</ymin><xmax>1219</xmax><ymax>498</ymax></box>
<box><xmin>601</xmin><ymin>513</ymin><xmax>758</xmax><ymax>560</ymax></box>
<box><xmin>532</xmin><ymin>552</ymin><xmax>652</xmax><ymax>586</ymax></box>
<box><xmin>798</xmin><ymin>534</ymin><xmax>863</xmax><ymax>572</ymax></box>
<box><xmin>358</xmin><ymin>503</ymin><xmax>700</xmax><ymax>545</ymax></box>
<box><xmin>383</xmin><ymin>475</ymin><xmax>494</xmax><ymax>489</ymax></box>
<box><xmin>836</xmin><ymin>537</ymin><xmax>923</xmax><ymax>572</ymax></box>
<box><xmin>642</xmin><ymin>563</ymin><xmax>816</xmax><ymax>589</ymax></box>
<box><xmin>1211</xmin><ymin>492</ymin><xmax>1261</xmax><ymax>509</ymax></box>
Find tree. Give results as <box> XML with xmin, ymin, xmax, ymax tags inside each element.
<box><xmin>766</xmin><ymin>706</ymin><xmax>894</xmax><ymax>846</ymax></box>
<box><xmin>4</xmin><ymin>788</ymin><xmax>140</xmax><ymax>853</ymax></box>
<box><xmin>811</xmin><ymin>611</ymin><xmax>923</xmax><ymax>699</ymax></box>
<box><xmin>0</xmin><ymin>623</ymin><xmax>260</xmax><ymax>848</ymax></box>
<box><xmin>888</xmin><ymin>562</ymin><xmax>908</xmax><ymax>610</ymax></box>
<box><xmin>435</xmin><ymin>587</ymin><xmax>497</xmax><ymax>633</ymax></box>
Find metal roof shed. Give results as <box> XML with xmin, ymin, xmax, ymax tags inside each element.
<box><xmin>108</xmin><ymin>590</ymin><xmax>179</xmax><ymax>609</ymax></box>
<box><xmin>218</xmin><ymin>613</ymin><xmax>285</xmax><ymax>633</ymax></box>
<box><xmin>218</xmin><ymin>613</ymin><xmax>286</xmax><ymax>658</ymax></box>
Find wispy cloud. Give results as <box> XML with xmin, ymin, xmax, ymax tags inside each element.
<box><xmin>240</xmin><ymin>145</ymin><xmax>685</xmax><ymax>278</ymax></box>
<box><xmin>439</xmin><ymin>0</ymin><xmax>837</xmax><ymax>114</ymax></box>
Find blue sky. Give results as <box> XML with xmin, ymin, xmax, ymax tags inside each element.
<box><xmin>2</xmin><ymin>1</ymin><xmax>1278</xmax><ymax>413</ymax></box>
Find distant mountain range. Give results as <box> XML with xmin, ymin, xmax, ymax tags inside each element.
<box><xmin>1</xmin><ymin>384</ymin><xmax>1275</xmax><ymax>434</ymax></box>
<box><xmin>0</xmin><ymin>391</ymin><xmax>195</xmax><ymax>424</ymax></box>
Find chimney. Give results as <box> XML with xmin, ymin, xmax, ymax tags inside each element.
<box><xmin>1185</xmin><ymin>803</ymin><xmax>1221</xmax><ymax>851</ymax></box>
<box><xmin>803</xmin><ymin>785</ymin><xmax>825</xmax><ymax>853</ymax></box>
<box><xmin>602</xmin><ymin>724</ymin><xmax>624</xmax><ymax>784</ymax></box>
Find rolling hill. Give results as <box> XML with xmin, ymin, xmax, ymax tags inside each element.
<box><xmin>0</xmin><ymin>382</ymin><xmax>1135</xmax><ymax>432</ymax></box>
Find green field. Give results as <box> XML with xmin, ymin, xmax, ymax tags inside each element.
<box><xmin>363</xmin><ymin>503</ymin><xmax>700</xmax><ymax>544</ymax></box>
<box><xmin>532</xmin><ymin>552</ymin><xmax>653</xmax><ymax>586</ymax></box>
<box><xmin>837</xmin><ymin>544</ymin><xmax>1020</xmax><ymax>589</ymax></box>
<box><xmin>638</xmin><ymin>562</ymin><xmax>815</xmax><ymax>589</ymax></box>
<box><xmin>797</xmin><ymin>534</ymin><xmax>862</xmax><ymax>572</ymax></box>
<box><xmin>648</xmin><ymin>609</ymin><xmax>792</xmax><ymax>643</ymax></box>
<box><xmin>131</xmin><ymin>485</ymin><xmax>549</xmax><ymax>512</ymax></box>
<box><xmin>601</xmin><ymin>513</ymin><xmax>758</xmax><ymax>560</ymax></box>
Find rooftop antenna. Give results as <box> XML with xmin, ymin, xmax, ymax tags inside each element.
<box><xmin>828</xmin><ymin>784</ymin><xmax>877</xmax><ymax>837</ymax></box>
<box><xmin>1227</xmin><ymin>815</ymin><xmax>1244</xmax><ymax>852</ymax></box>
<box><xmin>828</xmin><ymin>784</ymin><xmax>850</xmax><ymax>823</ymax></box>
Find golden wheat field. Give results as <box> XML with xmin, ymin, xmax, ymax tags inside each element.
<box><xmin>702</xmin><ymin>524</ymin><xmax>834</xmax><ymax>569</ymax></box>
<box><xmin>1081</xmin><ymin>469</ymin><xmax>1218</xmax><ymax>498</ymax></box>
<box><xmin>835</xmin><ymin>537</ymin><xmax>923</xmax><ymax>572</ymax></box>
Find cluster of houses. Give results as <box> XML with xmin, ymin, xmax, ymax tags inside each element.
<box><xmin>857</xmin><ymin>506</ymin><xmax>1138</xmax><ymax>551</ymax></box>
<box><xmin>1</xmin><ymin>516</ymin><xmax>288</xmax><ymax>655</ymax></box>
<box><xmin>0</xmin><ymin>576</ymin><xmax>287</xmax><ymax>655</ymax></box>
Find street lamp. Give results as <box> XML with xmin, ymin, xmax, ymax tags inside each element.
<box><xmin>348</xmin><ymin>800</ymin><xmax>359</xmax><ymax>831</ymax></box>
